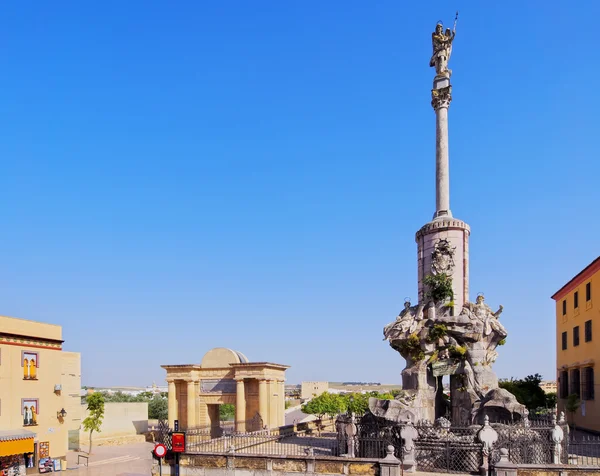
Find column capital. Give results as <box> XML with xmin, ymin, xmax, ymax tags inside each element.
<box><xmin>431</xmin><ymin>85</ymin><xmax>452</xmax><ymax>110</ymax></box>
<box><xmin>166</xmin><ymin>378</ymin><xmax>177</xmax><ymax>384</ymax></box>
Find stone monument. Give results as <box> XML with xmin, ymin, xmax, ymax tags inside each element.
<box><xmin>377</xmin><ymin>17</ymin><xmax>525</xmax><ymax>426</ymax></box>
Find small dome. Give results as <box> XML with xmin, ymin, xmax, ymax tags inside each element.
<box><xmin>201</xmin><ymin>348</ymin><xmax>249</xmax><ymax>368</ymax></box>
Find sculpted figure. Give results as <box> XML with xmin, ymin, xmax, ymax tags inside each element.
<box><xmin>430</xmin><ymin>23</ymin><xmax>456</xmax><ymax>78</ymax></box>
<box><xmin>29</xmin><ymin>358</ymin><xmax>37</xmax><ymax>379</ymax></box>
<box><xmin>383</xmin><ymin>300</ymin><xmax>426</xmax><ymax>342</ymax></box>
<box><xmin>23</xmin><ymin>358</ymin><xmax>29</xmax><ymax>379</ymax></box>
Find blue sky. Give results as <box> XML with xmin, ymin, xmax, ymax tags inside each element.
<box><xmin>1</xmin><ymin>1</ymin><xmax>598</xmax><ymax>387</ymax></box>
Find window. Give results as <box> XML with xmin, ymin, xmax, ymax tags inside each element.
<box><xmin>21</xmin><ymin>398</ymin><xmax>39</xmax><ymax>426</ymax></box>
<box><xmin>570</xmin><ymin>369</ymin><xmax>581</xmax><ymax>397</ymax></box>
<box><xmin>583</xmin><ymin>367</ymin><xmax>595</xmax><ymax>400</ymax></box>
<box><xmin>574</xmin><ymin>326</ymin><xmax>580</xmax><ymax>346</ymax></box>
<box><xmin>574</xmin><ymin>291</ymin><xmax>579</xmax><ymax>309</ymax></box>
<box><xmin>587</xmin><ymin>282</ymin><xmax>592</xmax><ymax>302</ymax></box>
<box><xmin>559</xmin><ymin>371</ymin><xmax>569</xmax><ymax>398</ymax></box>
<box><xmin>562</xmin><ymin>331</ymin><xmax>568</xmax><ymax>350</ymax></box>
<box><xmin>563</xmin><ymin>300</ymin><xmax>567</xmax><ymax>315</ymax></box>
<box><xmin>22</xmin><ymin>351</ymin><xmax>39</xmax><ymax>380</ymax></box>
<box><xmin>585</xmin><ymin>320</ymin><xmax>592</xmax><ymax>342</ymax></box>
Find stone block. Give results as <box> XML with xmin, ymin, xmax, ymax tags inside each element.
<box><xmin>349</xmin><ymin>462</ymin><xmax>378</xmax><ymax>475</ymax></box>
<box><xmin>182</xmin><ymin>455</ymin><xmax>227</xmax><ymax>468</ymax></box>
<box><xmin>315</xmin><ymin>461</ymin><xmax>344</xmax><ymax>474</ymax></box>
<box><xmin>272</xmin><ymin>459</ymin><xmax>306</xmax><ymax>472</ymax></box>
<box><xmin>234</xmin><ymin>457</ymin><xmax>268</xmax><ymax>470</ymax></box>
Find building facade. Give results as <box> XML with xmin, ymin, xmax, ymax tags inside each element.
<box><xmin>0</xmin><ymin>315</ymin><xmax>81</xmax><ymax>474</ymax></box>
<box><xmin>300</xmin><ymin>381</ymin><xmax>329</xmax><ymax>401</ymax></box>
<box><xmin>553</xmin><ymin>256</ymin><xmax>600</xmax><ymax>431</ymax></box>
<box><xmin>539</xmin><ymin>380</ymin><xmax>557</xmax><ymax>394</ymax></box>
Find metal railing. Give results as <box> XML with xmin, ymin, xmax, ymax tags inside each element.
<box><xmin>567</xmin><ymin>432</ymin><xmax>600</xmax><ymax>465</ymax></box>
<box><xmin>157</xmin><ymin>415</ymin><xmax>600</xmax><ymax>471</ymax></box>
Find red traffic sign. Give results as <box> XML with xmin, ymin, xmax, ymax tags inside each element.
<box><xmin>171</xmin><ymin>432</ymin><xmax>186</xmax><ymax>453</ymax></box>
<box><xmin>153</xmin><ymin>443</ymin><xmax>167</xmax><ymax>459</ymax></box>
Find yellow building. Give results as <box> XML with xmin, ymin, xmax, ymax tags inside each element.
<box><xmin>553</xmin><ymin>256</ymin><xmax>600</xmax><ymax>431</ymax></box>
<box><xmin>539</xmin><ymin>380</ymin><xmax>557</xmax><ymax>394</ymax></box>
<box><xmin>300</xmin><ymin>381</ymin><xmax>329</xmax><ymax>401</ymax></box>
<box><xmin>0</xmin><ymin>315</ymin><xmax>81</xmax><ymax>475</ymax></box>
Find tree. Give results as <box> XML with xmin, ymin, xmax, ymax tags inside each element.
<box><xmin>148</xmin><ymin>395</ymin><xmax>168</xmax><ymax>420</ymax></box>
<box><xmin>219</xmin><ymin>404</ymin><xmax>235</xmax><ymax>422</ymax></box>
<box><xmin>498</xmin><ymin>374</ymin><xmax>548</xmax><ymax>412</ymax></box>
<box><xmin>566</xmin><ymin>394</ymin><xmax>580</xmax><ymax>433</ymax></box>
<box><xmin>82</xmin><ymin>393</ymin><xmax>105</xmax><ymax>454</ymax></box>
<box><xmin>546</xmin><ymin>392</ymin><xmax>557</xmax><ymax>410</ymax></box>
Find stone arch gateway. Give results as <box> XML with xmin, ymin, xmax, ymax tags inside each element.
<box><xmin>162</xmin><ymin>347</ymin><xmax>289</xmax><ymax>432</ymax></box>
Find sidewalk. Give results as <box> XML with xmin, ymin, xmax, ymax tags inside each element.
<box><xmin>65</xmin><ymin>442</ymin><xmax>153</xmax><ymax>475</ymax></box>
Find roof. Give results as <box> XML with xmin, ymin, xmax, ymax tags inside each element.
<box><xmin>551</xmin><ymin>256</ymin><xmax>600</xmax><ymax>301</ymax></box>
<box><xmin>0</xmin><ymin>429</ymin><xmax>36</xmax><ymax>442</ymax></box>
<box><xmin>229</xmin><ymin>362</ymin><xmax>290</xmax><ymax>370</ymax></box>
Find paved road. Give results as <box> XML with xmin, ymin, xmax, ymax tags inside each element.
<box><xmin>66</xmin><ymin>442</ymin><xmax>153</xmax><ymax>475</ymax></box>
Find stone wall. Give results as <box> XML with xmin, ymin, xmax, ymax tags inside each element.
<box><xmin>152</xmin><ymin>454</ymin><xmax>380</xmax><ymax>476</ymax></box>
<box><xmin>79</xmin><ymin>402</ymin><xmax>148</xmax><ymax>445</ymax></box>
<box><xmin>518</xmin><ymin>466</ymin><xmax>600</xmax><ymax>476</ymax></box>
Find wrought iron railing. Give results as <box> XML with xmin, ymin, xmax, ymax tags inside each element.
<box><xmin>157</xmin><ymin>415</ymin><xmax>600</xmax><ymax>472</ymax></box>
<box><xmin>566</xmin><ymin>432</ymin><xmax>600</xmax><ymax>465</ymax></box>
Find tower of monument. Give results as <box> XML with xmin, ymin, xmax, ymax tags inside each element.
<box><xmin>378</xmin><ymin>17</ymin><xmax>525</xmax><ymax>426</ymax></box>
<box><xmin>415</xmin><ymin>19</ymin><xmax>470</xmax><ymax>315</ymax></box>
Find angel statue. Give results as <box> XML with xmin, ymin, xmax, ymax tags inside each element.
<box><xmin>429</xmin><ymin>14</ymin><xmax>457</xmax><ymax>78</ymax></box>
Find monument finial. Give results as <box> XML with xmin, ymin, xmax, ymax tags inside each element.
<box><xmin>430</xmin><ymin>16</ymin><xmax>457</xmax><ymax>79</ymax></box>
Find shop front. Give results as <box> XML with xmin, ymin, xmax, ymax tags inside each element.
<box><xmin>0</xmin><ymin>430</ymin><xmax>35</xmax><ymax>476</ymax></box>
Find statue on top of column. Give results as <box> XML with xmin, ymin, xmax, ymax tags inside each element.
<box><xmin>430</xmin><ymin>13</ymin><xmax>457</xmax><ymax>79</ymax></box>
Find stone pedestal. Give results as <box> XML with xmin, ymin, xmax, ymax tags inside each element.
<box><xmin>416</xmin><ymin>218</ymin><xmax>470</xmax><ymax>313</ymax></box>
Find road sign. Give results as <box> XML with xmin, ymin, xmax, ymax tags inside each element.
<box><xmin>171</xmin><ymin>432</ymin><xmax>186</xmax><ymax>453</ymax></box>
<box><xmin>153</xmin><ymin>443</ymin><xmax>167</xmax><ymax>459</ymax></box>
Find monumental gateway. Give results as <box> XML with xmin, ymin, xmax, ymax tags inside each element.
<box><xmin>163</xmin><ymin>348</ymin><xmax>289</xmax><ymax>434</ymax></box>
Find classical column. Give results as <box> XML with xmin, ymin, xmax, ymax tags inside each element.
<box><xmin>278</xmin><ymin>380</ymin><xmax>286</xmax><ymax>427</ymax></box>
<box><xmin>235</xmin><ymin>379</ymin><xmax>246</xmax><ymax>432</ymax></box>
<box><xmin>187</xmin><ymin>380</ymin><xmax>196</xmax><ymax>429</ymax></box>
<box><xmin>431</xmin><ymin>84</ymin><xmax>452</xmax><ymax>219</ymax></box>
<box><xmin>258</xmin><ymin>379</ymin><xmax>268</xmax><ymax>429</ymax></box>
<box><xmin>167</xmin><ymin>380</ymin><xmax>177</xmax><ymax>428</ymax></box>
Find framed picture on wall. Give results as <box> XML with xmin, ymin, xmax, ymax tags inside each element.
<box><xmin>22</xmin><ymin>351</ymin><xmax>39</xmax><ymax>380</ymax></box>
<box><xmin>22</xmin><ymin>398</ymin><xmax>39</xmax><ymax>426</ymax></box>
<box><xmin>39</xmin><ymin>441</ymin><xmax>49</xmax><ymax>459</ymax></box>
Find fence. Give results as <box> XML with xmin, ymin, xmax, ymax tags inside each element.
<box><xmin>156</xmin><ymin>415</ymin><xmax>600</xmax><ymax>473</ymax></box>
<box><xmin>567</xmin><ymin>432</ymin><xmax>600</xmax><ymax>465</ymax></box>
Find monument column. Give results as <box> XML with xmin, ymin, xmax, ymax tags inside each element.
<box><xmin>433</xmin><ymin>84</ymin><xmax>451</xmax><ymax>219</ymax></box>
<box><xmin>258</xmin><ymin>379</ymin><xmax>268</xmax><ymax>428</ymax></box>
<box><xmin>235</xmin><ymin>379</ymin><xmax>246</xmax><ymax>432</ymax></box>
<box><xmin>186</xmin><ymin>380</ymin><xmax>196</xmax><ymax>429</ymax></box>
<box><xmin>167</xmin><ymin>379</ymin><xmax>177</xmax><ymax>428</ymax></box>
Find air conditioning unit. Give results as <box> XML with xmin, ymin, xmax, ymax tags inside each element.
<box><xmin>54</xmin><ymin>384</ymin><xmax>62</xmax><ymax>391</ymax></box>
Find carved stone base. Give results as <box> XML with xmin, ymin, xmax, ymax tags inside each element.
<box><xmin>415</xmin><ymin>217</ymin><xmax>471</xmax><ymax>312</ymax></box>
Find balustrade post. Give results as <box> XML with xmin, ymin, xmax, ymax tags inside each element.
<box><xmin>478</xmin><ymin>415</ymin><xmax>498</xmax><ymax>476</ymax></box>
<box><xmin>551</xmin><ymin>412</ymin><xmax>565</xmax><ymax>464</ymax></box>
<box><xmin>493</xmin><ymin>449</ymin><xmax>517</xmax><ymax>476</ymax></box>
<box><xmin>379</xmin><ymin>445</ymin><xmax>401</xmax><ymax>476</ymax></box>
<box><xmin>400</xmin><ymin>422</ymin><xmax>418</xmax><ymax>473</ymax></box>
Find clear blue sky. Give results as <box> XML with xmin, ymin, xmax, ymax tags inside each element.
<box><xmin>1</xmin><ymin>1</ymin><xmax>598</xmax><ymax>387</ymax></box>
